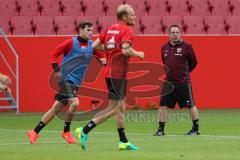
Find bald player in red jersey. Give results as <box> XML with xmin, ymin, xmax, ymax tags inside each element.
<box><xmin>75</xmin><ymin>4</ymin><xmax>144</xmax><ymax>151</ymax></box>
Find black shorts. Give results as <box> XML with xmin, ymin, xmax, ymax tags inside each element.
<box><xmin>54</xmin><ymin>80</ymin><xmax>79</xmax><ymax>106</ymax></box>
<box><xmin>105</xmin><ymin>78</ymin><xmax>127</xmax><ymax>100</ymax></box>
<box><xmin>160</xmin><ymin>82</ymin><xmax>195</xmax><ymax>108</ymax></box>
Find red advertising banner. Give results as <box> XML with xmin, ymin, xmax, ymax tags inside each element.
<box><xmin>0</xmin><ymin>36</ymin><xmax>240</xmax><ymax>112</ymax></box>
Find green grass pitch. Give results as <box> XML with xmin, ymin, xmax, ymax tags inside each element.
<box><xmin>0</xmin><ymin>109</ymin><xmax>239</xmax><ymax>160</ymax></box>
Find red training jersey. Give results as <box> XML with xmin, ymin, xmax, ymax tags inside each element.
<box><xmin>99</xmin><ymin>23</ymin><xmax>133</xmax><ymax>79</ymax></box>
<box><xmin>50</xmin><ymin>37</ymin><xmax>105</xmax><ymax>65</ymax></box>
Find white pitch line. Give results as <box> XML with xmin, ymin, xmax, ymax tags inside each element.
<box><xmin>0</xmin><ymin>128</ymin><xmax>240</xmax><ymax>140</ymax></box>
<box><xmin>0</xmin><ymin>142</ymin><xmax>63</xmax><ymax>146</ymax></box>
<box><xmin>0</xmin><ymin>140</ymin><xmax>113</xmax><ymax>146</ymax></box>
<box><xmin>0</xmin><ymin>138</ymin><xmax>155</xmax><ymax>146</ymax></box>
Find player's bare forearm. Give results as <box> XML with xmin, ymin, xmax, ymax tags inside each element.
<box><xmin>122</xmin><ymin>47</ymin><xmax>144</xmax><ymax>59</ymax></box>
<box><xmin>121</xmin><ymin>42</ymin><xmax>144</xmax><ymax>59</ymax></box>
<box><xmin>92</xmin><ymin>38</ymin><xmax>105</xmax><ymax>52</ymax></box>
<box><xmin>96</xmin><ymin>44</ymin><xmax>105</xmax><ymax>52</ymax></box>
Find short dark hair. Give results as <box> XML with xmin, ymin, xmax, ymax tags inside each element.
<box><xmin>78</xmin><ymin>21</ymin><xmax>93</xmax><ymax>30</ymax></box>
<box><xmin>168</xmin><ymin>24</ymin><xmax>180</xmax><ymax>33</ymax></box>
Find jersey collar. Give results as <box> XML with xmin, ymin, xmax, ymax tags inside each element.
<box><xmin>77</xmin><ymin>36</ymin><xmax>88</xmax><ymax>44</ymax></box>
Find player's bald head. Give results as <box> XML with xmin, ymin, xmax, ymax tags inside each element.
<box><xmin>116</xmin><ymin>4</ymin><xmax>134</xmax><ymax>20</ymax></box>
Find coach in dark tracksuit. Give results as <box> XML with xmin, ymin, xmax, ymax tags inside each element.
<box><xmin>154</xmin><ymin>24</ymin><xmax>200</xmax><ymax>136</ymax></box>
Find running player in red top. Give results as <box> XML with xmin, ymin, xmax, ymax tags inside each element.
<box><xmin>76</xmin><ymin>4</ymin><xmax>144</xmax><ymax>151</ymax></box>
<box><xmin>27</xmin><ymin>21</ymin><xmax>106</xmax><ymax>145</ymax></box>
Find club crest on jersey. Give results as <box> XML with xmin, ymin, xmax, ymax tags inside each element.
<box><xmin>177</xmin><ymin>48</ymin><xmax>182</xmax><ymax>53</ymax></box>
<box><xmin>106</xmin><ymin>36</ymin><xmax>116</xmax><ymax>50</ymax></box>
